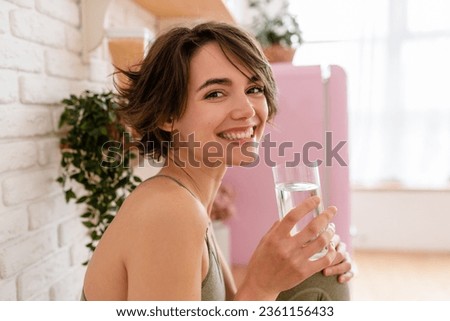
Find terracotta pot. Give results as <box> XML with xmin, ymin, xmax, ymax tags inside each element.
<box><xmin>263</xmin><ymin>44</ymin><xmax>296</xmax><ymax>63</ymax></box>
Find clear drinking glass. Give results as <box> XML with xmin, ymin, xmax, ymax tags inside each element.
<box><xmin>272</xmin><ymin>161</ymin><xmax>328</xmax><ymax>261</ymax></box>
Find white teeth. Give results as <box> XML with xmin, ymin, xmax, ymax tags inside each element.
<box><xmin>219</xmin><ymin>127</ymin><xmax>254</xmax><ymax>140</ymax></box>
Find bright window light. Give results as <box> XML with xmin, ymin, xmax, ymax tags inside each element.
<box><xmin>289</xmin><ymin>0</ymin><xmax>450</xmax><ymax>188</ymax></box>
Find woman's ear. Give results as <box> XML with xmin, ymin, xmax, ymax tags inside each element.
<box><xmin>159</xmin><ymin>117</ymin><xmax>174</xmax><ymax>132</ymax></box>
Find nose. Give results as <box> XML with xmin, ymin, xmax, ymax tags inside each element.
<box><xmin>230</xmin><ymin>95</ymin><xmax>255</xmax><ymax>120</ymax></box>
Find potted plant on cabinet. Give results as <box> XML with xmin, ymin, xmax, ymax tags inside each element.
<box><xmin>57</xmin><ymin>90</ymin><xmax>141</xmax><ymax>262</ymax></box>
<box><xmin>248</xmin><ymin>0</ymin><xmax>303</xmax><ymax>63</ymax></box>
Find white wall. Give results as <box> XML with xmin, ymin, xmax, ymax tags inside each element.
<box><xmin>351</xmin><ymin>189</ymin><xmax>450</xmax><ymax>252</ymax></box>
<box><xmin>0</xmin><ymin>0</ymin><xmax>154</xmax><ymax>300</ymax></box>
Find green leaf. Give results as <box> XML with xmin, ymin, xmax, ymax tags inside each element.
<box><xmin>82</xmin><ymin>221</ymin><xmax>95</xmax><ymax>228</ymax></box>
<box><xmin>91</xmin><ymin>231</ymin><xmax>102</xmax><ymax>241</ymax></box>
<box><xmin>65</xmin><ymin>189</ymin><xmax>76</xmax><ymax>202</ymax></box>
<box><xmin>81</xmin><ymin>212</ymin><xmax>91</xmax><ymax>218</ymax></box>
<box><xmin>76</xmin><ymin>196</ymin><xmax>88</xmax><ymax>204</ymax></box>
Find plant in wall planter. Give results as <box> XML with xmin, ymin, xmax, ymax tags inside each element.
<box><xmin>57</xmin><ymin>90</ymin><xmax>141</xmax><ymax>262</ymax></box>
<box><xmin>248</xmin><ymin>0</ymin><xmax>303</xmax><ymax>63</ymax></box>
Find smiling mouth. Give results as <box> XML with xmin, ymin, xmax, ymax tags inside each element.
<box><xmin>217</xmin><ymin>126</ymin><xmax>256</xmax><ymax>141</ymax></box>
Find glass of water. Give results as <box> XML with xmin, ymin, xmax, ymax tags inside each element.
<box><xmin>272</xmin><ymin>161</ymin><xmax>328</xmax><ymax>261</ymax></box>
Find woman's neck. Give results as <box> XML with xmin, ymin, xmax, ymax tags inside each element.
<box><xmin>158</xmin><ymin>153</ymin><xmax>227</xmax><ymax>216</ymax></box>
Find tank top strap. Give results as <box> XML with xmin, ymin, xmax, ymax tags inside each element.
<box><xmin>205</xmin><ymin>227</ymin><xmax>223</xmax><ymax>279</ymax></box>
<box><xmin>148</xmin><ymin>174</ymin><xmax>199</xmax><ymax>200</ymax></box>
<box><xmin>201</xmin><ymin>226</ymin><xmax>225</xmax><ymax>300</ymax></box>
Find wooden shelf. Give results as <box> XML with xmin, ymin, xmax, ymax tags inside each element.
<box><xmin>133</xmin><ymin>0</ymin><xmax>235</xmax><ymax>24</ymax></box>
<box><xmin>81</xmin><ymin>0</ymin><xmax>235</xmax><ymax>62</ymax></box>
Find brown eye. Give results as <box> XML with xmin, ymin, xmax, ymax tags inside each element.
<box><xmin>205</xmin><ymin>91</ymin><xmax>224</xmax><ymax>99</ymax></box>
<box><xmin>247</xmin><ymin>86</ymin><xmax>264</xmax><ymax>95</ymax></box>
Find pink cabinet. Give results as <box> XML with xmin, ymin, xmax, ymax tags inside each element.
<box><xmin>223</xmin><ymin>64</ymin><xmax>351</xmax><ymax>265</ymax></box>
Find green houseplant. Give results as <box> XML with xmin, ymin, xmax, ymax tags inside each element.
<box><xmin>248</xmin><ymin>0</ymin><xmax>303</xmax><ymax>62</ymax></box>
<box><xmin>57</xmin><ymin>90</ymin><xmax>141</xmax><ymax>260</ymax></box>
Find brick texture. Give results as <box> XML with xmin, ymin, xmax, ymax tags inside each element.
<box><xmin>50</xmin><ymin>266</ymin><xmax>85</xmax><ymax>300</ymax></box>
<box><xmin>2</xmin><ymin>167</ymin><xmax>60</xmax><ymax>206</ymax></box>
<box><xmin>65</xmin><ymin>25</ymin><xmax>82</xmax><ymax>53</ymax></box>
<box><xmin>4</xmin><ymin>0</ymin><xmax>34</xmax><ymax>8</ymax></box>
<box><xmin>19</xmin><ymin>74</ymin><xmax>72</xmax><ymax>105</ymax></box>
<box><xmin>0</xmin><ymin>207</ymin><xmax>28</xmax><ymax>244</ymax></box>
<box><xmin>0</xmin><ymin>2</ymin><xmax>12</xmax><ymax>34</ymax></box>
<box><xmin>0</xmin><ymin>0</ymin><xmax>155</xmax><ymax>300</ymax></box>
<box><xmin>0</xmin><ymin>69</ymin><xmax>19</xmax><ymax>104</ymax></box>
<box><xmin>0</xmin><ymin>278</ymin><xmax>17</xmax><ymax>300</ymax></box>
<box><xmin>0</xmin><ymin>141</ymin><xmax>38</xmax><ymax>173</ymax></box>
<box><xmin>0</xmin><ymin>36</ymin><xmax>44</xmax><ymax>73</ymax></box>
<box><xmin>10</xmin><ymin>9</ymin><xmax>66</xmax><ymax>47</ymax></box>
<box><xmin>45</xmin><ymin>49</ymin><xmax>86</xmax><ymax>80</ymax></box>
<box><xmin>36</xmin><ymin>0</ymin><xmax>80</xmax><ymax>27</ymax></box>
<box><xmin>0</xmin><ymin>228</ymin><xmax>58</xmax><ymax>279</ymax></box>
<box><xmin>0</xmin><ymin>105</ymin><xmax>53</xmax><ymax>138</ymax></box>
<box><xmin>17</xmin><ymin>250</ymin><xmax>71</xmax><ymax>300</ymax></box>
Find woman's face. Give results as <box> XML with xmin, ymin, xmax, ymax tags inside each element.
<box><xmin>170</xmin><ymin>42</ymin><xmax>269</xmax><ymax>168</ymax></box>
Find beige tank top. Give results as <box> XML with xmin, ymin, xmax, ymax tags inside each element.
<box><xmin>81</xmin><ymin>175</ymin><xmax>226</xmax><ymax>301</ymax></box>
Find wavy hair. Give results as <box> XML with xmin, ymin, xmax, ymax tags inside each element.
<box><xmin>116</xmin><ymin>21</ymin><xmax>277</xmax><ymax>160</ymax></box>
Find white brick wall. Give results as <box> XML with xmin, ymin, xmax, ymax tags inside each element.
<box><xmin>4</xmin><ymin>0</ymin><xmax>34</xmax><ymax>9</ymax></box>
<box><xmin>0</xmin><ymin>5</ymin><xmax>10</xmax><ymax>34</ymax></box>
<box><xmin>0</xmin><ymin>70</ymin><xmax>19</xmax><ymax>103</ymax></box>
<box><xmin>0</xmin><ymin>36</ymin><xmax>44</xmax><ymax>72</ymax></box>
<box><xmin>0</xmin><ymin>227</ymin><xmax>59</xmax><ymax>279</ymax></box>
<box><xmin>16</xmin><ymin>249</ymin><xmax>71</xmax><ymax>300</ymax></box>
<box><xmin>0</xmin><ymin>105</ymin><xmax>53</xmax><ymax>138</ymax></box>
<box><xmin>0</xmin><ymin>0</ymin><xmax>155</xmax><ymax>300</ymax></box>
<box><xmin>0</xmin><ymin>277</ymin><xmax>17</xmax><ymax>300</ymax></box>
<box><xmin>10</xmin><ymin>9</ymin><xmax>66</xmax><ymax>47</ymax></box>
<box><xmin>49</xmin><ymin>266</ymin><xmax>85</xmax><ymax>300</ymax></box>
<box><xmin>35</xmin><ymin>0</ymin><xmax>80</xmax><ymax>27</ymax></box>
<box><xmin>0</xmin><ymin>141</ymin><xmax>37</xmax><ymax>173</ymax></box>
<box><xmin>65</xmin><ymin>25</ymin><xmax>82</xmax><ymax>53</ymax></box>
<box><xmin>45</xmin><ymin>49</ymin><xmax>87</xmax><ymax>80</ymax></box>
<box><xmin>19</xmin><ymin>75</ymin><xmax>73</xmax><ymax>104</ymax></box>
<box><xmin>0</xmin><ymin>207</ymin><xmax>28</xmax><ymax>244</ymax></box>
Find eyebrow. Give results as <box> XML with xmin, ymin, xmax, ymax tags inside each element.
<box><xmin>196</xmin><ymin>78</ymin><xmax>231</xmax><ymax>92</ymax></box>
<box><xmin>196</xmin><ymin>76</ymin><xmax>261</xmax><ymax>92</ymax></box>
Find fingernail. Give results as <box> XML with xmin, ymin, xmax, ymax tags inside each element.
<box><xmin>328</xmin><ymin>223</ymin><xmax>336</xmax><ymax>232</ymax></box>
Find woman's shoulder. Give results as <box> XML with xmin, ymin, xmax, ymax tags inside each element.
<box><xmin>83</xmin><ymin>175</ymin><xmax>208</xmax><ymax>300</ymax></box>
<box><xmin>116</xmin><ymin>175</ymin><xmax>208</xmax><ymax>234</ymax></box>
<box><xmin>104</xmin><ymin>175</ymin><xmax>208</xmax><ymax>262</ymax></box>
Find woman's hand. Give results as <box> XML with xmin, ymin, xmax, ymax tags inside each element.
<box><xmin>322</xmin><ymin>233</ymin><xmax>354</xmax><ymax>283</ymax></box>
<box><xmin>235</xmin><ymin>196</ymin><xmax>337</xmax><ymax>300</ymax></box>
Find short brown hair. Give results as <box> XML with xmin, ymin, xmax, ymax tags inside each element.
<box><xmin>116</xmin><ymin>21</ymin><xmax>277</xmax><ymax>160</ymax></box>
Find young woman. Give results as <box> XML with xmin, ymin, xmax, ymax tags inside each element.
<box><xmin>82</xmin><ymin>22</ymin><xmax>352</xmax><ymax>301</ymax></box>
